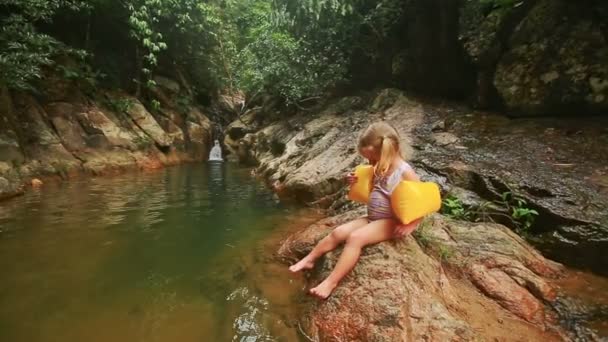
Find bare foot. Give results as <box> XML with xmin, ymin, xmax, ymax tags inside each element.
<box><xmin>289</xmin><ymin>258</ymin><xmax>314</xmax><ymax>273</ymax></box>
<box><xmin>309</xmin><ymin>280</ymin><xmax>338</xmax><ymax>299</ymax></box>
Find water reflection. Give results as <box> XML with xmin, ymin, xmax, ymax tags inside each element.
<box><xmin>0</xmin><ymin>164</ymin><xmax>318</xmax><ymax>342</ymax></box>
<box><xmin>208</xmin><ymin>161</ymin><xmax>227</xmax><ymax>214</ymax></box>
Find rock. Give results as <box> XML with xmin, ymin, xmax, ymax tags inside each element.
<box><xmin>12</xmin><ymin>94</ymin><xmax>81</xmax><ymax>176</ymax></box>
<box><xmin>229</xmin><ymin>88</ymin><xmax>608</xmax><ymax>275</ymax></box>
<box><xmin>430</xmin><ymin>120</ymin><xmax>445</xmax><ymax>132</ymax></box>
<box><xmin>0</xmin><ymin>71</ymin><xmax>214</xmax><ymax>196</ymax></box>
<box><xmin>152</xmin><ymin>109</ymin><xmax>186</xmax><ymax>149</ymax></box>
<box><xmin>416</xmin><ymin>111</ymin><xmax>608</xmax><ymax>275</ymax></box>
<box><xmin>30</xmin><ymin>178</ymin><xmax>43</xmax><ymax>187</ymax></box>
<box><xmin>125</xmin><ymin>99</ymin><xmax>173</xmax><ymax>148</ymax></box>
<box><xmin>252</xmin><ymin>91</ymin><xmax>420</xmax><ymax>203</ymax></box>
<box><xmin>278</xmin><ymin>212</ymin><xmax>565</xmax><ymax>341</ymax></box>
<box><xmin>185</xmin><ymin>107</ymin><xmax>212</xmax><ymax>159</ymax></box>
<box><xmin>493</xmin><ymin>0</ymin><xmax>608</xmax><ymax>115</ymax></box>
<box><xmin>321</xmin><ymin>96</ymin><xmax>364</xmax><ymax>115</ymax></box>
<box><xmin>430</xmin><ymin>132</ymin><xmax>459</xmax><ymax>146</ymax></box>
<box><xmin>45</xmin><ymin>102</ymin><xmax>89</xmax><ymax>152</ymax></box>
<box><xmin>0</xmin><ymin>87</ymin><xmax>24</xmax><ymax>164</ymax></box>
<box><xmin>458</xmin><ymin>0</ymin><xmax>608</xmax><ymax>115</ymax></box>
<box><xmin>76</xmin><ymin>105</ymin><xmax>138</xmax><ymax>150</ymax></box>
<box><xmin>216</xmin><ymin>91</ymin><xmax>245</xmax><ymax>115</ymax></box>
<box><xmin>0</xmin><ymin>176</ymin><xmax>24</xmax><ymax>200</ymax></box>
<box><xmin>153</xmin><ymin>76</ymin><xmax>180</xmax><ymax>94</ymax></box>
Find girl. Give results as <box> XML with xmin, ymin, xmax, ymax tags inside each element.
<box><xmin>289</xmin><ymin>122</ymin><xmax>422</xmax><ymax>299</ymax></box>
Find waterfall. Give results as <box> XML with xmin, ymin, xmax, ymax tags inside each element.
<box><xmin>208</xmin><ymin>140</ymin><xmax>223</xmax><ymax>161</ymax></box>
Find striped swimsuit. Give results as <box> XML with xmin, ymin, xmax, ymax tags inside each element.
<box><xmin>367</xmin><ymin>161</ymin><xmax>413</xmax><ymax>221</ymax></box>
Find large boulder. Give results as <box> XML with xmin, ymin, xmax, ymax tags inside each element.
<box><xmin>459</xmin><ymin>0</ymin><xmax>608</xmax><ymax>115</ymax></box>
<box><xmin>278</xmin><ymin>210</ymin><xmax>566</xmax><ymax>341</ymax></box>
<box><xmin>253</xmin><ymin>90</ymin><xmax>418</xmax><ymax>203</ymax></box>
<box><xmin>494</xmin><ymin>0</ymin><xmax>608</xmax><ymax>115</ymax></box>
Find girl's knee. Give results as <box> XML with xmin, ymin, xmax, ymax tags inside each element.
<box><xmin>345</xmin><ymin>231</ymin><xmax>367</xmax><ymax>247</ymax></box>
<box><xmin>330</xmin><ymin>227</ymin><xmax>350</xmax><ymax>242</ymax></box>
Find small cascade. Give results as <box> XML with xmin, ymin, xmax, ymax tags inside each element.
<box><xmin>208</xmin><ymin>140</ymin><xmax>223</xmax><ymax>161</ymax></box>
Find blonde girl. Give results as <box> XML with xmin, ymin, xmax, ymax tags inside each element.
<box><xmin>289</xmin><ymin>122</ymin><xmax>421</xmax><ymax>299</ymax></box>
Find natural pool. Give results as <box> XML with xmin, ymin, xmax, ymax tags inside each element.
<box><xmin>0</xmin><ymin>163</ymin><xmax>320</xmax><ymax>342</ymax></box>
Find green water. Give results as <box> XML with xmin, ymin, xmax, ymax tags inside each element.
<box><xmin>0</xmin><ymin>163</ymin><xmax>318</xmax><ymax>342</ymax></box>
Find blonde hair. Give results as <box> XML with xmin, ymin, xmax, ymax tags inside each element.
<box><xmin>358</xmin><ymin>122</ymin><xmax>402</xmax><ymax>177</ymax></box>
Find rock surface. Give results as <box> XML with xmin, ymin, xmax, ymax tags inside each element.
<box><xmin>226</xmin><ymin>88</ymin><xmax>607</xmax><ymax>340</ymax></box>
<box><xmin>233</xmin><ymin>89</ymin><xmax>608</xmax><ymax>275</ymax></box>
<box><xmin>458</xmin><ymin>0</ymin><xmax>608</xmax><ymax>115</ymax></box>
<box><xmin>278</xmin><ymin>210</ymin><xmax>566</xmax><ymax>341</ymax></box>
<box><xmin>0</xmin><ymin>79</ymin><xmax>213</xmax><ymax>200</ymax></box>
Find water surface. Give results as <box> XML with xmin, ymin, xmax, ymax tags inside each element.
<box><xmin>0</xmin><ymin>163</ymin><xmax>319</xmax><ymax>341</ymax></box>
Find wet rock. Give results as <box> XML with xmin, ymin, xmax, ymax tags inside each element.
<box><xmin>551</xmin><ymin>296</ymin><xmax>606</xmax><ymax>341</ymax></box>
<box><xmin>185</xmin><ymin>107</ymin><xmax>212</xmax><ymax>160</ymax></box>
<box><xmin>0</xmin><ymin>175</ymin><xmax>24</xmax><ymax>200</ymax></box>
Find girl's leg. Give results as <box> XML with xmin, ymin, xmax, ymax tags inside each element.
<box><xmin>310</xmin><ymin>219</ymin><xmax>397</xmax><ymax>299</ymax></box>
<box><xmin>289</xmin><ymin>218</ymin><xmax>369</xmax><ymax>273</ymax></box>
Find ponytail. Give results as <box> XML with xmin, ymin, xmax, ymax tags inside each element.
<box><xmin>375</xmin><ymin>136</ymin><xmax>398</xmax><ymax>177</ymax></box>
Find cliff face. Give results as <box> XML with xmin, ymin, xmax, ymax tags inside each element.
<box><xmin>386</xmin><ymin>0</ymin><xmax>608</xmax><ymax>116</ymax></box>
<box><xmin>0</xmin><ymin>75</ymin><xmax>214</xmax><ymax>200</ymax></box>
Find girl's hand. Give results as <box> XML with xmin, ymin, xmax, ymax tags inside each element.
<box><xmin>394</xmin><ymin>218</ymin><xmax>422</xmax><ymax>238</ymax></box>
<box><xmin>345</xmin><ymin>172</ymin><xmax>358</xmax><ymax>185</ymax></box>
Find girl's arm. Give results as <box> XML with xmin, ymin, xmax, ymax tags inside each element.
<box><xmin>401</xmin><ymin>167</ymin><xmax>420</xmax><ymax>182</ymax></box>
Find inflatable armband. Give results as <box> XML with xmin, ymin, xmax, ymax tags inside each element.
<box><xmin>391</xmin><ymin>181</ymin><xmax>441</xmax><ymax>224</ymax></box>
<box><xmin>347</xmin><ymin>165</ymin><xmax>374</xmax><ymax>204</ymax></box>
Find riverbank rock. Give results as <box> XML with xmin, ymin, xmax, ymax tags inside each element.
<box><xmin>0</xmin><ymin>82</ymin><xmax>213</xmax><ymax>200</ymax></box>
<box><xmin>278</xmin><ymin>211</ymin><xmax>566</xmax><ymax>341</ymax></box>
<box><xmin>0</xmin><ymin>175</ymin><xmax>24</xmax><ymax>200</ymax></box>
<box><xmin>232</xmin><ymin>89</ymin><xmax>607</xmax><ymax>275</ymax></box>
<box><xmin>218</xmin><ymin>87</ymin><xmax>608</xmax><ymax>339</ymax></box>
